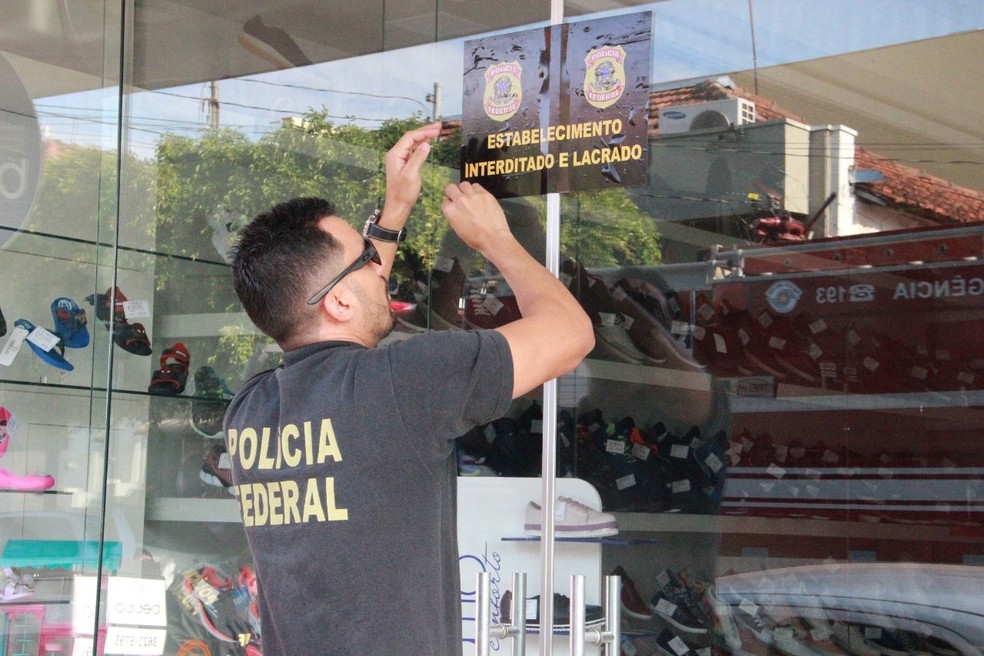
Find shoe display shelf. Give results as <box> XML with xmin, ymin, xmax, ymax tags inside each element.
<box><xmin>560</xmin><ymin>225</ymin><xmax>984</xmax><ymax>656</ymax></box>
<box><xmin>567</xmin><ymin>353</ymin><xmax>984</xmax><ymax>559</ymax></box>
<box><xmin>569</xmin><ymin>224</ymin><xmax>984</xmax><ymax>527</ymax></box>
<box><xmin>142</xmin><ymin>313</ymin><xmax>261</xmax><ymax>524</ymax></box>
<box><xmin>0</xmin><ymin>229</ymin><xmax>168</xmax><ymax>653</ymax></box>
<box><xmin>459</xmin><ymin>477</ymin><xmax>609</xmax><ymax>653</ymax></box>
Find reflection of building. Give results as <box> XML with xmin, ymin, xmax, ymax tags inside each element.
<box><xmin>640</xmin><ymin>77</ymin><xmax>984</xmax><ymax>256</ymax></box>
<box><xmin>641</xmin><ymin>80</ymin><xmax>984</xmax><ymax>537</ymax></box>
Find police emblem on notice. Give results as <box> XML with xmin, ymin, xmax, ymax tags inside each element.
<box><xmin>584</xmin><ymin>45</ymin><xmax>626</xmax><ymax>109</ymax></box>
<box><xmin>765</xmin><ymin>280</ymin><xmax>803</xmax><ymax>314</ymax></box>
<box><xmin>483</xmin><ymin>61</ymin><xmax>523</xmax><ymax>122</ymax></box>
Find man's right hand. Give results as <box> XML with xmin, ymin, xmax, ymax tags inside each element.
<box><xmin>440</xmin><ymin>181</ymin><xmax>594</xmax><ymax>398</ymax></box>
<box><xmin>440</xmin><ymin>181</ymin><xmax>511</xmax><ymax>257</ymax></box>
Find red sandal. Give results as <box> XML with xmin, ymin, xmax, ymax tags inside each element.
<box><xmin>116</xmin><ymin>321</ymin><xmax>152</xmax><ymax>356</ymax></box>
<box><xmin>86</xmin><ymin>286</ymin><xmax>153</xmax><ymax>356</ymax></box>
<box><xmin>148</xmin><ymin>342</ymin><xmax>191</xmax><ymax>395</ymax></box>
<box><xmin>85</xmin><ymin>286</ymin><xmax>128</xmax><ymax>328</ymax></box>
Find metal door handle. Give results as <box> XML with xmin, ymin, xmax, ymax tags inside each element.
<box><xmin>569</xmin><ymin>573</ymin><xmax>621</xmax><ymax>656</ymax></box>
<box><xmin>476</xmin><ymin>571</ymin><xmax>526</xmax><ymax>656</ymax></box>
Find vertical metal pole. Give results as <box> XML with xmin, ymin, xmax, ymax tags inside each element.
<box><xmin>476</xmin><ymin>571</ymin><xmax>492</xmax><ymax>656</ymax></box>
<box><xmin>541</xmin><ymin>0</ymin><xmax>564</xmax><ymax>653</ymax></box>
<box><xmin>569</xmin><ymin>574</ymin><xmax>586</xmax><ymax>656</ymax></box>
<box><xmin>539</xmin><ymin>211</ymin><xmax>558</xmax><ymax>653</ymax></box>
<box><xmin>604</xmin><ymin>574</ymin><xmax>622</xmax><ymax>654</ymax></box>
<box><xmin>512</xmin><ymin>572</ymin><xmax>527</xmax><ymax>656</ymax></box>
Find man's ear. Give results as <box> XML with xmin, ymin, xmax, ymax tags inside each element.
<box><xmin>320</xmin><ymin>286</ymin><xmax>356</xmax><ymax>323</ymax></box>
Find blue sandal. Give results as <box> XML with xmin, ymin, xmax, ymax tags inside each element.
<box><xmin>51</xmin><ymin>297</ymin><xmax>90</xmax><ymax>348</ymax></box>
<box><xmin>13</xmin><ymin>319</ymin><xmax>74</xmax><ymax>371</ymax></box>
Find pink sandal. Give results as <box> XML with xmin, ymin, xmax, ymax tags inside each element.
<box><xmin>0</xmin><ymin>467</ymin><xmax>55</xmax><ymax>492</ymax></box>
<box><xmin>0</xmin><ymin>407</ymin><xmax>55</xmax><ymax>492</ymax></box>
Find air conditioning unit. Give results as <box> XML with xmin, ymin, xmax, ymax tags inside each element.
<box><xmin>659</xmin><ymin>98</ymin><xmax>756</xmax><ymax>135</ymax></box>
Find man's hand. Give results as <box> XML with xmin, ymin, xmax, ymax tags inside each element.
<box><xmin>440</xmin><ymin>181</ymin><xmax>511</xmax><ymax>256</ymax></box>
<box><xmin>382</xmin><ymin>122</ymin><xmax>442</xmax><ymax>222</ymax></box>
<box><xmin>441</xmin><ymin>182</ymin><xmax>594</xmax><ymax>398</ymax></box>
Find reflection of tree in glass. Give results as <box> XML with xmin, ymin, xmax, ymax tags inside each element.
<box><xmin>26</xmin><ymin>114</ymin><xmax>661</xmax><ymax>379</ymax></box>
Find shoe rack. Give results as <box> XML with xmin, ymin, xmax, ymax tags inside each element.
<box><xmin>549</xmin><ymin>224</ymin><xmax>984</xmax><ymax>656</ymax></box>
<box><xmin>0</xmin><ymin>216</ymin><xmax>165</xmax><ymax>653</ymax></box>
<box><xmin>0</xmin><ymin>187</ymin><xmax>274</xmax><ymax>656</ymax></box>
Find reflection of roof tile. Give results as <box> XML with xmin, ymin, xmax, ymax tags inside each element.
<box><xmin>854</xmin><ymin>149</ymin><xmax>984</xmax><ymax>224</ymax></box>
<box><xmin>643</xmin><ymin>78</ymin><xmax>983</xmax><ymax>224</ymax></box>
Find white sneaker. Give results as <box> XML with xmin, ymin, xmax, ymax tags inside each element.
<box><xmin>524</xmin><ymin>496</ymin><xmax>618</xmax><ymax>537</ymax></box>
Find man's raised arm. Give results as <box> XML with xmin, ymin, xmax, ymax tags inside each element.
<box><xmin>441</xmin><ymin>181</ymin><xmax>594</xmax><ymax>398</ymax></box>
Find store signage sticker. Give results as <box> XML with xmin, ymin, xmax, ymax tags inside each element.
<box><xmin>461</xmin><ymin>11</ymin><xmax>652</xmax><ymax>198</ymax></box>
<box><xmin>107</xmin><ymin>576</ymin><xmax>167</xmax><ymax>626</ymax></box>
<box><xmin>0</xmin><ymin>53</ymin><xmax>42</xmax><ymax>250</ymax></box>
<box><xmin>104</xmin><ymin>627</ymin><xmax>167</xmax><ymax>656</ymax></box>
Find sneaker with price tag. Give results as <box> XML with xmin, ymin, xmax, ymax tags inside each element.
<box><xmin>654</xmin><ymin>627</ymin><xmax>694</xmax><ymax>656</ymax></box>
<box><xmin>524</xmin><ymin>496</ymin><xmax>618</xmax><ymax>538</ymax></box>
<box><xmin>500</xmin><ymin>590</ymin><xmax>604</xmax><ymax>632</ymax></box>
<box><xmin>650</xmin><ymin>569</ymin><xmax>708</xmax><ymax>635</ymax></box>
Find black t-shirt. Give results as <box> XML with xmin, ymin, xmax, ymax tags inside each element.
<box><xmin>224</xmin><ymin>330</ymin><xmax>513</xmax><ymax>656</ymax></box>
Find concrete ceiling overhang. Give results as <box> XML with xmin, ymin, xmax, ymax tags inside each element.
<box><xmin>2</xmin><ymin>1</ymin><xmax>981</xmax><ymax>198</ymax></box>
<box><xmin>730</xmin><ymin>30</ymin><xmax>984</xmax><ymax>193</ymax></box>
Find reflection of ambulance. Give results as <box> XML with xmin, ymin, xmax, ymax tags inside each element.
<box><xmin>677</xmin><ymin>222</ymin><xmax>984</xmax><ymax>533</ymax></box>
<box><xmin>716</xmin><ymin>563</ymin><xmax>984</xmax><ymax>656</ymax></box>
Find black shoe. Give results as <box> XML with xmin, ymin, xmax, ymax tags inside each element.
<box><xmin>654</xmin><ymin>627</ymin><xmax>694</xmax><ymax>656</ymax></box>
<box><xmin>650</xmin><ymin>570</ymin><xmax>708</xmax><ymax>634</ymax></box>
<box><xmin>500</xmin><ymin>590</ymin><xmax>604</xmax><ymax>631</ymax></box>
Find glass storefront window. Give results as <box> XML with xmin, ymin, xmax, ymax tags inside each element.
<box><xmin>2</xmin><ymin>1</ymin><xmax>983</xmax><ymax>654</ymax></box>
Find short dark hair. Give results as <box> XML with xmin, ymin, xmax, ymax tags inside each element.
<box><xmin>231</xmin><ymin>197</ymin><xmax>341</xmax><ymax>343</ymax></box>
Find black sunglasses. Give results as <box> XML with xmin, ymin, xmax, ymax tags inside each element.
<box><xmin>307</xmin><ymin>238</ymin><xmax>382</xmax><ymax>305</ymax></box>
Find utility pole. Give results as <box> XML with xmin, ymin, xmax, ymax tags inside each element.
<box><xmin>207</xmin><ymin>81</ymin><xmax>220</xmax><ymax>129</ymax></box>
<box><xmin>426</xmin><ymin>82</ymin><xmax>441</xmax><ymax>121</ymax></box>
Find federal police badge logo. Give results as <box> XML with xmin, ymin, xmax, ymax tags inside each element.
<box><xmin>765</xmin><ymin>280</ymin><xmax>803</xmax><ymax>314</ymax></box>
<box><xmin>483</xmin><ymin>61</ymin><xmax>522</xmax><ymax>122</ymax></box>
<box><xmin>584</xmin><ymin>45</ymin><xmax>626</xmax><ymax>109</ymax></box>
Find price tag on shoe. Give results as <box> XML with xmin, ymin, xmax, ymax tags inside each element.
<box><xmin>25</xmin><ymin>325</ymin><xmax>60</xmax><ymax>352</ymax></box>
<box><xmin>0</xmin><ymin>325</ymin><xmax>29</xmax><ymax>365</ymax></box>
<box><xmin>616</xmin><ymin>473</ymin><xmax>636</xmax><ymax>490</ymax></box>
<box><xmin>122</xmin><ymin>299</ymin><xmax>151</xmax><ymax>319</ymax></box>
<box><xmin>605</xmin><ymin>438</ymin><xmax>626</xmax><ymax>454</ymax></box>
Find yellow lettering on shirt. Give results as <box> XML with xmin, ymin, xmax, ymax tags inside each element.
<box><xmin>228</xmin><ymin>417</ymin><xmax>350</xmax><ymax>525</ymax></box>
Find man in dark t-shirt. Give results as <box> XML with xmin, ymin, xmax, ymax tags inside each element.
<box><xmin>225</xmin><ymin>122</ymin><xmax>594</xmax><ymax>656</ymax></box>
